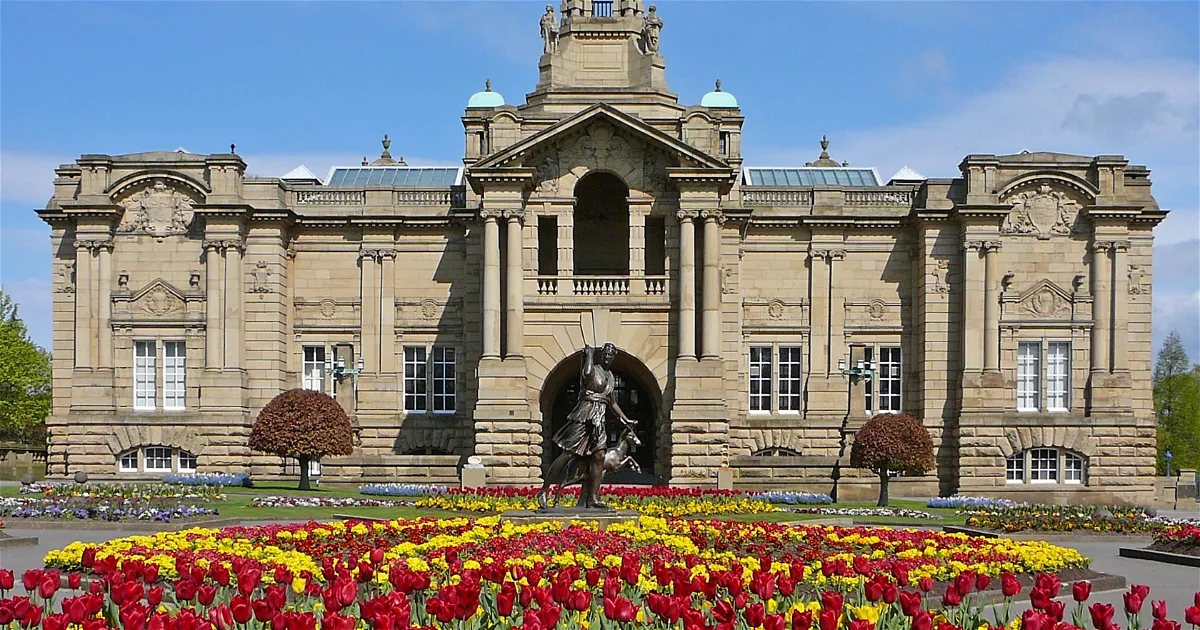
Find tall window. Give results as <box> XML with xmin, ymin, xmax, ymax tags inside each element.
<box><xmin>134</xmin><ymin>341</ymin><xmax>157</xmax><ymax>410</ymax></box>
<box><xmin>432</xmin><ymin>346</ymin><xmax>456</xmax><ymax>413</ymax></box>
<box><xmin>864</xmin><ymin>347</ymin><xmax>873</xmax><ymax>412</ymax></box>
<box><xmin>749</xmin><ymin>346</ymin><xmax>772</xmax><ymax>412</ymax></box>
<box><xmin>163</xmin><ymin>341</ymin><xmax>186</xmax><ymax>410</ymax></box>
<box><xmin>864</xmin><ymin>345</ymin><xmax>902</xmax><ymax>414</ymax></box>
<box><xmin>1047</xmin><ymin>342</ymin><xmax>1071</xmax><ymax>411</ymax></box>
<box><xmin>178</xmin><ymin>451</ymin><xmax>198</xmax><ymax>473</ymax></box>
<box><xmin>1006</xmin><ymin>453</ymin><xmax>1024</xmax><ymax>484</ymax></box>
<box><xmin>302</xmin><ymin>346</ymin><xmax>326</xmax><ymax>392</ymax></box>
<box><xmin>1064</xmin><ymin>452</ymin><xmax>1085</xmax><ymax>484</ymax></box>
<box><xmin>120</xmin><ymin>451</ymin><xmax>139</xmax><ymax>473</ymax></box>
<box><xmin>719</xmin><ymin>132</ymin><xmax>730</xmax><ymax>155</ymax></box>
<box><xmin>1029</xmin><ymin>447</ymin><xmax>1058</xmax><ymax>483</ymax></box>
<box><xmin>1017</xmin><ymin>342</ymin><xmax>1041</xmax><ymax>411</ymax></box>
<box><xmin>404</xmin><ymin>347</ymin><xmax>428</xmax><ymax>413</ymax></box>
<box><xmin>778</xmin><ymin>347</ymin><xmax>803</xmax><ymax>413</ymax></box>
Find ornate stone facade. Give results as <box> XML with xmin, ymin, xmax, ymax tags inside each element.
<box><xmin>37</xmin><ymin>2</ymin><xmax>1166</xmax><ymax>504</ymax></box>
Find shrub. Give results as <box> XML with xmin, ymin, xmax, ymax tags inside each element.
<box><xmin>850</xmin><ymin>413</ymin><xmax>936</xmax><ymax>506</ymax></box>
<box><xmin>250</xmin><ymin>389</ymin><xmax>353</xmax><ymax>490</ymax></box>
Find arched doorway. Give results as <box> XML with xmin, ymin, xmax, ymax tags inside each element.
<box><xmin>573</xmin><ymin>172</ymin><xmax>629</xmax><ymax>276</ymax></box>
<box><xmin>539</xmin><ymin>350</ymin><xmax>661</xmax><ymax>484</ymax></box>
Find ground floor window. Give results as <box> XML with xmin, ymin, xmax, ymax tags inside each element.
<box><xmin>747</xmin><ymin>343</ymin><xmax>803</xmax><ymax>414</ymax></box>
<box><xmin>1006</xmin><ymin>447</ymin><xmax>1086</xmax><ymax>486</ymax></box>
<box><xmin>117</xmin><ymin>446</ymin><xmax>197</xmax><ymax>474</ymax></box>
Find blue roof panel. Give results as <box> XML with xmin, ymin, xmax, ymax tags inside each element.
<box><xmin>744</xmin><ymin>167</ymin><xmax>881</xmax><ymax>187</ymax></box>
<box><xmin>326</xmin><ymin>167</ymin><xmax>461</xmax><ymax>187</ymax></box>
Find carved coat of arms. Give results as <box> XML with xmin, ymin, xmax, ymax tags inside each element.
<box><xmin>1001</xmin><ymin>184</ymin><xmax>1080</xmax><ymax>239</ymax></box>
<box><xmin>1020</xmin><ymin>287</ymin><xmax>1070</xmax><ymax>318</ymax></box>
<box><xmin>117</xmin><ymin>180</ymin><xmax>195</xmax><ymax>236</ymax></box>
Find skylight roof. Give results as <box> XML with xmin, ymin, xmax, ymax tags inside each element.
<box><xmin>326</xmin><ymin>167</ymin><xmax>463</xmax><ymax>187</ymax></box>
<box><xmin>744</xmin><ymin>167</ymin><xmax>882</xmax><ymax>187</ymax></box>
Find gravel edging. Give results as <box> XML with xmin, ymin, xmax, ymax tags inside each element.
<box><xmin>942</xmin><ymin>525</ymin><xmax>1154</xmax><ymax>543</ymax></box>
<box><xmin>1118</xmin><ymin>547</ymin><xmax>1200</xmax><ymax>568</ymax></box>
<box><xmin>0</xmin><ymin>517</ymin><xmax>241</xmax><ymax>531</ymax></box>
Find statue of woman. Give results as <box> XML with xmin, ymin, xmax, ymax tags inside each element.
<box><xmin>540</xmin><ymin>5</ymin><xmax>559</xmax><ymax>54</ymax></box>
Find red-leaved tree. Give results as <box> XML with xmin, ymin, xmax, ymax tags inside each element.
<box><xmin>849</xmin><ymin>413</ymin><xmax>936</xmax><ymax>506</ymax></box>
<box><xmin>250</xmin><ymin>389</ymin><xmax>353</xmax><ymax>490</ymax></box>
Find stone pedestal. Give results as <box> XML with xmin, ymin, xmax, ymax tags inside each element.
<box><xmin>472</xmin><ymin>357</ymin><xmax>539</xmax><ymax>485</ymax></box>
<box><xmin>461</xmin><ymin>463</ymin><xmax>486</xmax><ymax>489</ymax></box>
<box><xmin>668</xmin><ymin>358</ymin><xmax>728</xmax><ymax>486</ymax></box>
<box><xmin>501</xmin><ymin>509</ymin><xmax>639</xmax><ymax>531</ymax></box>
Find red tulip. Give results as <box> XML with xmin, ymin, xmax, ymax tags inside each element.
<box><xmin>23</xmin><ymin>571</ymin><xmax>39</xmax><ymax>591</ymax></box>
<box><xmin>712</xmin><ymin>600</ymin><xmax>736</xmax><ymax>625</ymax></box>
<box><xmin>209</xmin><ymin>604</ymin><xmax>234</xmax><ymax>630</ymax></box>
<box><xmin>854</xmin><ymin>556</ymin><xmax>871</xmax><ymax>576</ymax></box>
<box><xmin>143</xmin><ymin>564</ymin><xmax>159</xmax><ymax>584</ymax></box>
<box><xmin>1182</xmin><ymin>605</ymin><xmax>1200</xmax><ymax>626</ymax></box>
<box><xmin>912</xmin><ymin>611</ymin><xmax>934</xmax><ymax>630</ymax></box>
<box><xmin>0</xmin><ymin>569</ymin><xmax>13</xmax><ymax>591</ymax></box>
<box><xmin>1074</xmin><ymin>581</ymin><xmax>1093</xmax><ymax>603</ymax></box>
<box><xmin>942</xmin><ymin>584</ymin><xmax>963</xmax><ymax>607</ymax></box>
<box><xmin>1031</xmin><ymin>588</ymin><xmax>1053</xmax><ymax>611</ymax></box>
<box><xmin>765</xmin><ymin>613</ymin><xmax>787</xmax><ymax>630</ymax></box>
<box><xmin>1047</xmin><ymin>600</ymin><xmax>1066</xmax><ymax>622</ymax></box>
<box><xmin>747</xmin><ymin>602</ymin><xmax>767</xmax><ymax>628</ymax></box>
<box><xmin>821</xmin><ymin>591</ymin><xmax>844</xmax><ymax>614</ymax></box>
<box><xmin>1036</xmin><ymin>573</ymin><xmax>1063</xmax><ymax>598</ymax></box>
<box><xmin>819</xmin><ymin>609</ymin><xmax>840</xmax><ymax>630</ymax></box>
<box><xmin>68</xmin><ymin>574</ymin><xmax>82</xmax><ymax>590</ymax></box>
<box><xmin>198</xmin><ymin>584</ymin><xmax>217</xmax><ymax>607</ymax></box>
<box><xmin>883</xmin><ymin>583</ymin><xmax>899</xmax><ymax>605</ymax></box>
<box><xmin>892</xmin><ymin>565</ymin><xmax>909</xmax><ymax>587</ymax></box>
<box><xmin>919</xmin><ymin>577</ymin><xmax>934</xmax><ymax>593</ymax></box>
<box><xmin>1125</xmin><ymin>592</ymin><xmax>1145</xmax><ymax>615</ymax></box>
<box><xmin>792</xmin><ymin>610</ymin><xmax>814</xmax><ymax>630</ymax></box>
<box><xmin>1023</xmin><ymin>609</ymin><xmax>1053</xmax><ymax>630</ymax></box>
<box><xmin>955</xmin><ymin>571</ymin><xmax>975</xmax><ymax>597</ymax></box>
<box><xmin>38</xmin><ymin>577</ymin><xmax>57</xmax><ymax>599</ymax></box>
<box><xmin>1153</xmin><ymin>601</ymin><xmax>1169</xmax><ymax>620</ymax></box>
<box><xmin>1091</xmin><ymin>603</ymin><xmax>1116</xmax><ymax>630</ymax></box>
<box><xmin>0</xmin><ymin>605</ymin><xmax>14</xmax><ymax>625</ymax></box>
<box><xmin>850</xmin><ymin>620</ymin><xmax>875</xmax><ymax>630</ymax></box>
<box><xmin>1002</xmin><ymin>573</ymin><xmax>1021</xmax><ymax>598</ymax></box>
<box><xmin>865</xmin><ymin>580</ymin><xmax>883</xmax><ymax>603</ymax></box>
<box><xmin>900</xmin><ymin>591</ymin><xmax>923</xmax><ymax>617</ymax></box>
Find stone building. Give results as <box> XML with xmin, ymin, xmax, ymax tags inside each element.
<box><xmin>38</xmin><ymin>1</ymin><xmax>1166</xmax><ymax>503</ymax></box>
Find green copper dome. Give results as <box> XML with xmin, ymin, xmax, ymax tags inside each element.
<box><xmin>467</xmin><ymin>80</ymin><xmax>505</xmax><ymax>108</ymax></box>
<box><xmin>701</xmin><ymin>80</ymin><xmax>738</xmax><ymax>108</ymax></box>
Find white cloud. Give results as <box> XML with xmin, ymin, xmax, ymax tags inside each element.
<box><xmin>2</xmin><ymin>277</ymin><xmax>52</xmax><ymax>350</ymax></box>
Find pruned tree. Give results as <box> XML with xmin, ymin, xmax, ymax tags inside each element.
<box><xmin>250</xmin><ymin>388</ymin><xmax>353</xmax><ymax>490</ymax></box>
<box><xmin>0</xmin><ymin>289</ymin><xmax>51</xmax><ymax>445</ymax></box>
<box><xmin>850</xmin><ymin>413</ymin><xmax>936</xmax><ymax>506</ymax></box>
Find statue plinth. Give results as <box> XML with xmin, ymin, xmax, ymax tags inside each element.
<box><xmin>501</xmin><ymin>509</ymin><xmax>639</xmax><ymax>531</ymax></box>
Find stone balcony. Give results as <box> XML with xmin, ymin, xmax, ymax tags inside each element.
<box><xmin>741</xmin><ymin>187</ymin><xmax>915</xmax><ymax>210</ymax></box>
<box><xmin>527</xmin><ymin>274</ymin><xmax>669</xmax><ymax>304</ymax></box>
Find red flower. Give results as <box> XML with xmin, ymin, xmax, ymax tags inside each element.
<box><xmin>1182</xmin><ymin>606</ymin><xmax>1200</xmax><ymax>626</ymax></box>
<box><xmin>1046</xmin><ymin>600</ymin><xmax>1066</xmax><ymax>622</ymax></box>
<box><xmin>0</xmin><ymin>569</ymin><xmax>13</xmax><ymax>591</ymax></box>
<box><xmin>1036</xmin><ymin>574</ymin><xmax>1062</xmax><ymax>598</ymax></box>
<box><xmin>38</xmin><ymin>577</ymin><xmax>58</xmax><ymax>600</ymax></box>
<box><xmin>819</xmin><ymin>609</ymin><xmax>840</xmax><ymax>630</ymax></box>
<box><xmin>68</xmin><ymin>574</ymin><xmax>82</xmax><ymax>590</ymax></box>
<box><xmin>1023</xmin><ymin>609</ymin><xmax>1053</xmax><ymax>630</ymax></box>
<box><xmin>900</xmin><ymin>591</ymin><xmax>923</xmax><ymax>617</ymax></box>
<box><xmin>746</xmin><ymin>602</ymin><xmax>767</xmax><ymax>628</ymax></box>
<box><xmin>912</xmin><ymin>611</ymin><xmax>934</xmax><ymax>630</ymax></box>
<box><xmin>1153</xmin><ymin>601</ymin><xmax>1169</xmax><ymax>620</ymax></box>
<box><xmin>209</xmin><ymin>604</ymin><xmax>234</xmax><ymax>630</ymax></box>
<box><xmin>883</xmin><ymin>583</ymin><xmax>899</xmax><ymax>605</ymax></box>
<box><xmin>1002</xmin><ymin>573</ymin><xmax>1021</xmax><ymax>598</ymax></box>
<box><xmin>198</xmin><ymin>585</ymin><xmax>217</xmax><ymax>607</ymax></box>
<box><xmin>976</xmin><ymin>574</ymin><xmax>991</xmax><ymax>591</ymax></box>
<box><xmin>955</xmin><ymin>571</ymin><xmax>975</xmax><ymax>597</ymax></box>
<box><xmin>865</xmin><ymin>580</ymin><xmax>883</xmax><ymax>603</ymax></box>
<box><xmin>1090</xmin><ymin>603</ymin><xmax>1116</xmax><ymax>630</ymax></box>
<box><xmin>712</xmin><ymin>600</ymin><xmax>736</xmax><ymax>625</ymax></box>
<box><xmin>919</xmin><ymin>578</ymin><xmax>935</xmax><ymax>593</ymax></box>
<box><xmin>854</xmin><ymin>556</ymin><xmax>871</xmax><ymax>576</ymax></box>
<box><xmin>766</xmin><ymin>613</ymin><xmax>788</xmax><ymax>630</ymax></box>
<box><xmin>1074</xmin><ymin>581</ymin><xmax>1093</xmax><ymax>603</ymax></box>
<box><xmin>1125</xmin><ymin>592</ymin><xmax>1145</xmax><ymax>615</ymax></box>
<box><xmin>821</xmin><ymin>591</ymin><xmax>844</xmax><ymax>614</ymax></box>
<box><xmin>942</xmin><ymin>584</ymin><xmax>963</xmax><ymax>607</ymax></box>
<box><xmin>1132</xmin><ymin>585</ymin><xmax>1151</xmax><ymax>602</ymax></box>
<box><xmin>792</xmin><ymin>610</ymin><xmax>814</xmax><ymax>630</ymax></box>
<box><xmin>850</xmin><ymin>619</ymin><xmax>875</xmax><ymax>630</ymax></box>
<box><xmin>1152</xmin><ymin>621</ymin><xmax>1181</xmax><ymax>630</ymax></box>
<box><xmin>604</xmin><ymin>596</ymin><xmax>636</xmax><ymax>623</ymax></box>
<box><xmin>1031</xmin><ymin>588</ymin><xmax>1052</xmax><ymax>611</ymax></box>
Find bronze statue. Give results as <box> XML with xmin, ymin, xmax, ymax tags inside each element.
<box><xmin>537</xmin><ymin>343</ymin><xmax>637</xmax><ymax>510</ymax></box>
<box><xmin>543</xmin><ymin>422</ymin><xmax>641</xmax><ymax>509</ymax></box>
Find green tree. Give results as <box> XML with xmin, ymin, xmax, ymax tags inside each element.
<box><xmin>849</xmin><ymin>413</ymin><xmax>936</xmax><ymax>506</ymax></box>
<box><xmin>0</xmin><ymin>289</ymin><xmax>52</xmax><ymax>444</ymax></box>
<box><xmin>1153</xmin><ymin>331</ymin><xmax>1200</xmax><ymax>473</ymax></box>
<box><xmin>250</xmin><ymin>388</ymin><xmax>354</xmax><ymax>490</ymax></box>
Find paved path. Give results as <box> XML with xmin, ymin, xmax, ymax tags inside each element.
<box><xmin>2</xmin><ymin>523</ymin><xmax>1197</xmax><ymax>622</ymax></box>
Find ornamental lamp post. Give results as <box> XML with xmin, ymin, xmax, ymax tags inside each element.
<box><xmin>1165</xmin><ymin>450</ymin><xmax>1174</xmax><ymax>478</ymax></box>
<box><xmin>833</xmin><ymin>354</ymin><xmax>875</xmax><ymax>503</ymax></box>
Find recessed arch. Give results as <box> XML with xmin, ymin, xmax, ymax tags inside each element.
<box><xmin>573</xmin><ymin>171</ymin><xmax>630</xmax><ymax>276</ymax></box>
<box><xmin>996</xmin><ymin>171</ymin><xmax>1098</xmax><ymax>201</ymax></box>
<box><xmin>107</xmin><ymin>171</ymin><xmax>210</xmax><ymax>202</ymax></box>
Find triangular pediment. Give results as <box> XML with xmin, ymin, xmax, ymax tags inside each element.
<box><xmin>1012</xmin><ymin>278</ymin><xmax>1075</xmax><ymax>319</ymax></box>
<box><xmin>1016</xmin><ymin>278</ymin><xmax>1072</xmax><ymax>303</ymax></box>
<box><xmin>472</xmin><ymin>104</ymin><xmax>730</xmax><ymax>171</ymax></box>
<box><xmin>128</xmin><ymin>279</ymin><xmax>189</xmax><ymax>318</ymax></box>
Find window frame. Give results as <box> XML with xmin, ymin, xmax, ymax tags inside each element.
<box><xmin>1005</xmin><ymin>452</ymin><xmax>1024</xmax><ymax>484</ymax></box>
<box><xmin>1046</xmin><ymin>341</ymin><xmax>1071</xmax><ymax>412</ymax></box>
<box><xmin>431</xmin><ymin>346</ymin><xmax>456</xmax><ymax>414</ymax></box>
<box><xmin>134</xmin><ymin>340</ymin><xmax>157</xmax><ymax>411</ymax></box>
<box><xmin>302</xmin><ymin>346</ymin><xmax>327</xmax><ymax>392</ymax></box>
<box><xmin>403</xmin><ymin>346</ymin><xmax>429</xmax><ymax>413</ymax></box>
<box><xmin>1064</xmin><ymin>451</ymin><xmax>1085</xmax><ymax>485</ymax></box>
<box><xmin>1016</xmin><ymin>341</ymin><xmax>1042</xmax><ymax>412</ymax></box>
<box><xmin>777</xmin><ymin>346</ymin><xmax>803</xmax><ymax>414</ymax></box>
<box><xmin>119</xmin><ymin>451</ymin><xmax>139</xmax><ymax>473</ymax></box>
<box><xmin>178</xmin><ymin>451</ymin><xmax>198</xmax><ymax>473</ymax></box>
<box><xmin>748</xmin><ymin>345</ymin><xmax>773</xmax><ymax>413</ymax></box>
<box><xmin>862</xmin><ymin>344</ymin><xmax>902</xmax><ymax>415</ymax></box>
<box><xmin>1028</xmin><ymin>447</ymin><xmax>1059</xmax><ymax>484</ymax></box>
<box><xmin>162</xmin><ymin>340</ymin><xmax>187</xmax><ymax>410</ymax></box>
<box><xmin>142</xmin><ymin>446</ymin><xmax>173</xmax><ymax>473</ymax></box>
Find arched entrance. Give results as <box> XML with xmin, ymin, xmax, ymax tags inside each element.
<box><xmin>539</xmin><ymin>350</ymin><xmax>661</xmax><ymax>484</ymax></box>
<box><xmin>573</xmin><ymin>172</ymin><xmax>629</xmax><ymax>275</ymax></box>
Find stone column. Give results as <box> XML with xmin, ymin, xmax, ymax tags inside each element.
<box><xmin>203</xmin><ymin>241</ymin><xmax>224</xmax><ymax>369</ymax></box>
<box><xmin>222</xmin><ymin>240</ymin><xmax>244</xmax><ymax>369</ymax></box>
<box><xmin>97</xmin><ymin>241</ymin><xmax>113</xmax><ymax>368</ymax></box>
<box><xmin>983</xmin><ymin>241</ymin><xmax>1002</xmax><ymax>372</ymax></box>
<box><xmin>828</xmin><ymin>248</ymin><xmax>847</xmax><ymax>373</ymax></box>
<box><xmin>481</xmin><ymin>210</ymin><xmax>502</xmax><ymax>359</ymax></box>
<box><xmin>73</xmin><ymin>240</ymin><xmax>94</xmax><ymax>369</ymax></box>
<box><xmin>359</xmin><ymin>248</ymin><xmax>379</xmax><ymax>373</ymax></box>
<box><xmin>1091</xmin><ymin>241</ymin><xmax>1112</xmax><ymax>373</ymax></box>
<box><xmin>677</xmin><ymin>210</ymin><xmax>698</xmax><ymax>359</ymax></box>
<box><xmin>962</xmin><ymin>241</ymin><xmax>984</xmax><ymax>372</ymax></box>
<box><xmin>1111</xmin><ymin>240</ymin><xmax>1130</xmax><ymax>371</ymax></box>
<box><xmin>701</xmin><ymin>210</ymin><xmax>723</xmax><ymax>359</ymax></box>
<box><xmin>808</xmin><ymin>248</ymin><xmax>830</xmax><ymax>376</ymax></box>
<box><xmin>504</xmin><ymin>210</ymin><xmax>525</xmax><ymax>358</ymax></box>
<box><xmin>379</xmin><ymin>249</ymin><xmax>396</xmax><ymax>373</ymax></box>
<box><xmin>629</xmin><ymin>202</ymin><xmax>648</xmax><ymax>289</ymax></box>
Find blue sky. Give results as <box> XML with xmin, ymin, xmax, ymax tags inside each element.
<box><xmin>2</xmin><ymin>1</ymin><xmax>1197</xmax><ymax>359</ymax></box>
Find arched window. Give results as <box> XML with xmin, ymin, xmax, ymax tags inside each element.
<box><xmin>117</xmin><ymin>446</ymin><xmax>197</xmax><ymax>474</ymax></box>
<box><xmin>1006</xmin><ymin>447</ymin><xmax>1086</xmax><ymax>486</ymax></box>
<box><xmin>751</xmin><ymin>447</ymin><xmax>801</xmax><ymax>457</ymax></box>
<box><xmin>402</xmin><ymin>447</ymin><xmax>453</xmax><ymax>456</ymax></box>
<box><xmin>573</xmin><ymin>172</ymin><xmax>630</xmax><ymax>276</ymax></box>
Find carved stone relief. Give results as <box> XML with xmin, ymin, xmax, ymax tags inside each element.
<box><xmin>116</xmin><ymin>180</ymin><xmax>196</xmax><ymax>236</ymax></box>
<box><xmin>767</xmin><ymin>300</ymin><xmax>784</xmax><ymax>319</ymax></box>
<box><xmin>557</xmin><ymin>123</ymin><xmax>640</xmax><ymax>186</ymax></box>
<box><xmin>867</xmin><ymin>299</ymin><xmax>886</xmax><ymax>321</ymax></box>
<box><xmin>1001</xmin><ymin>183</ymin><xmax>1082</xmax><ymax>239</ymax></box>
<box><xmin>1019</xmin><ymin>287</ymin><xmax>1070</xmax><ymax>318</ymax></box>
<box><xmin>420</xmin><ymin>299</ymin><xmax>439</xmax><ymax>320</ymax></box>
<box><xmin>249</xmin><ymin>261</ymin><xmax>272</xmax><ymax>293</ymax></box>
<box><xmin>1128</xmin><ymin>264</ymin><xmax>1149</xmax><ymax>295</ymax></box>
<box><xmin>319</xmin><ymin>299</ymin><xmax>337</xmax><ymax>319</ymax></box>
<box><xmin>137</xmin><ymin>285</ymin><xmax>184</xmax><ymax>317</ymax></box>
<box><xmin>56</xmin><ymin>263</ymin><xmax>75</xmax><ymax>293</ymax></box>
<box><xmin>930</xmin><ymin>259</ymin><xmax>950</xmax><ymax>294</ymax></box>
<box><xmin>534</xmin><ymin>149</ymin><xmax>560</xmax><ymax>195</ymax></box>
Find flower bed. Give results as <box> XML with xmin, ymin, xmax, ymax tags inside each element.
<box><xmin>964</xmin><ymin>505</ymin><xmax>1197</xmax><ymax>534</ymax></box>
<box><xmin>414</xmin><ymin>486</ymin><xmax>776</xmax><ymax>517</ymax></box>
<box><xmin>28</xmin><ymin>516</ymin><xmax>1196</xmax><ymax>630</ymax></box>
<box><xmin>359</xmin><ymin>483</ymin><xmax>448</xmax><ymax>497</ymax></box>
<box><xmin>1151</xmin><ymin>524</ymin><xmax>1200</xmax><ymax>557</ymax></box>
<box><xmin>750</xmin><ymin>491</ymin><xmax>834</xmax><ymax>505</ymax></box>
<box><xmin>163</xmin><ymin>472</ymin><xmax>252</xmax><ymax>487</ymax></box>
<box><xmin>927</xmin><ymin>495</ymin><xmax>1020</xmax><ymax>509</ymax></box>
<box><xmin>30</xmin><ymin>482</ymin><xmax>225</xmax><ymax>502</ymax></box>
<box><xmin>250</xmin><ymin>496</ymin><xmax>416</xmax><ymax>509</ymax></box>
<box><xmin>0</xmin><ymin>497</ymin><xmax>219</xmax><ymax>522</ymax></box>
<box><xmin>784</xmin><ymin>507</ymin><xmax>943</xmax><ymax>520</ymax></box>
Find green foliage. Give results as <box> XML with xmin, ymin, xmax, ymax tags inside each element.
<box><xmin>250</xmin><ymin>389</ymin><xmax>354</xmax><ymax>459</ymax></box>
<box><xmin>1153</xmin><ymin>331</ymin><xmax>1200</xmax><ymax>473</ymax></box>
<box><xmin>1153</xmin><ymin>331</ymin><xmax>1192</xmax><ymax>384</ymax></box>
<box><xmin>0</xmin><ymin>289</ymin><xmax>51</xmax><ymax>444</ymax></box>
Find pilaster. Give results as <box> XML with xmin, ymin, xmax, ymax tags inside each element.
<box><xmin>504</xmin><ymin>209</ymin><xmax>525</xmax><ymax>358</ymax></box>
<box><xmin>677</xmin><ymin>210</ymin><xmax>698</xmax><ymax>359</ymax></box>
<box><xmin>700</xmin><ymin>209</ymin><xmax>723</xmax><ymax>359</ymax></box>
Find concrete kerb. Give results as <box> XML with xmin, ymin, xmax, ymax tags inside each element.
<box><xmin>1117</xmin><ymin>547</ymin><xmax>1200</xmax><ymax>568</ymax></box>
<box><xmin>0</xmin><ymin>534</ymin><xmax>39</xmax><ymax>549</ymax></box>
<box><xmin>942</xmin><ymin>525</ymin><xmax>1154</xmax><ymax>544</ymax></box>
<box><xmin>0</xmin><ymin>518</ymin><xmax>242</xmax><ymax>532</ymax></box>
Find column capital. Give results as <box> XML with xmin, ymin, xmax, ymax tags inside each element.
<box><xmin>1091</xmin><ymin>240</ymin><xmax>1115</xmax><ymax>253</ymax></box>
<box><xmin>202</xmin><ymin>238</ymin><xmax>244</xmax><ymax>253</ymax></box>
<box><xmin>700</xmin><ymin>209</ymin><xmax>725</xmax><ymax>224</ymax></box>
<box><xmin>378</xmin><ymin>248</ymin><xmax>396</xmax><ymax>261</ymax></box>
<box><xmin>963</xmin><ymin>240</ymin><xmax>986</xmax><ymax>252</ymax></box>
<box><xmin>479</xmin><ymin>208</ymin><xmax>504</xmax><ymax>221</ymax></box>
<box><xmin>73</xmin><ymin>238</ymin><xmax>113</xmax><ymax>254</ymax></box>
<box><xmin>502</xmin><ymin>209</ymin><xmax>526</xmax><ymax>223</ymax></box>
<box><xmin>983</xmin><ymin>240</ymin><xmax>1003</xmax><ymax>252</ymax></box>
<box><xmin>829</xmin><ymin>248</ymin><xmax>847</xmax><ymax>261</ymax></box>
<box><xmin>676</xmin><ymin>209</ymin><xmax>700</xmax><ymax>221</ymax></box>
<box><xmin>1111</xmin><ymin>239</ymin><xmax>1131</xmax><ymax>252</ymax></box>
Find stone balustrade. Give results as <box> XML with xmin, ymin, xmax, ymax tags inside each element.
<box><xmin>742</xmin><ymin>189</ymin><xmax>813</xmax><ymax>207</ymax></box>
<box><xmin>530</xmin><ymin>275</ymin><xmax>668</xmax><ymax>298</ymax></box>
<box><xmin>843</xmin><ymin>190</ymin><xmax>914</xmax><ymax>206</ymax></box>
<box><xmin>295</xmin><ymin>190</ymin><xmax>366</xmax><ymax>205</ymax></box>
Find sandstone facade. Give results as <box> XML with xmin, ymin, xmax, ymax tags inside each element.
<box><xmin>38</xmin><ymin>1</ymin><xmax>1166</xmax><ymax>503</ymax></box>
